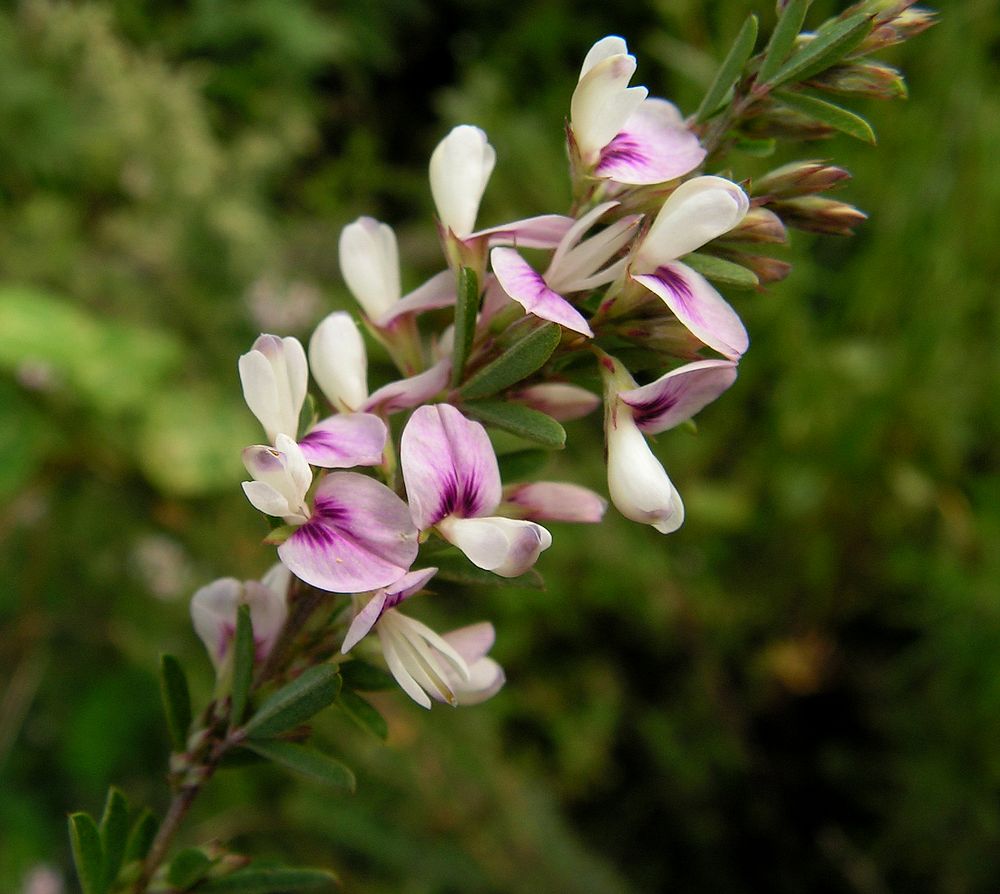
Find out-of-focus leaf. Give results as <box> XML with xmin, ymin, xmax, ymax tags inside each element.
<box><xmin>230</xmin><ymin>605</ymin><xmax>254</xmax><ymax>728</ymax></box>
<box><xmin>498</xmin><ymin>449</ymin><xmax>551</xmax><ymax>482</ymax></box>
<box><xmin>167</xmin><ymin>847</ymin><xmax>213</xmax><ymax>889</ymax></box>
<box><xmin>759</xmin><ymin>0</ymin><xmax>813</xmax><ymax>83</ymax></box>
<box><xmin>68</xmin><ymin>813</ymin><xmax>104</xmax><ymax>894</ymax></box>
<box><xmin>242</xmin><ymin>740</ymin><xmax>356</xmax><ymax>793</ymax></box>
<box><xmin>98</xmin><ymin>787</ymin><xmax>128</xmax><ymax>890</ymax></box>
<box><xmin>733</xmin><ymin>136</ymin><xmax>777</xmax><ymax>157</ymax></box>
<box><xmin>459</xmin><ymin>323</ymin><xmax>560</xmax><ymax>399</ymax></box>
<box><xmin>776</xmin><ymin>91</ymin><xmax>876</xmax><ymax>143</ymax></box>
<box><xmin>339</xmin><ymin>660</ymin><xmax>395</xmax><ymax>692</ymax></box>
<box><xmin>695</xmin><ymin>14</ymin><xmax>758</xmax><ymax>122</ymax></box>
<box><xmin>0</xmin><ymin>380</ymin><xmax>52</xmax><ymax>498</ymax></box>
<box><xmin>123</xmin><ymin>809</ymin><xmax>158</xmax><ymax>864</ymax></box>
<box><xmin>336</xmin><ymin>689</ymin><xmax>388</xmax><ymax>741</ymax></box>
<box><xmin>684</xmin><ymin>253</ymin><xmax>761</xmax><ymax>289</ymax></box>
<box><xmin>243</xmin><ymin>665</ymin><xmax>341</xmax><ymax>738</ymax></box>
<box><xmin>159</xmin><ymin>654</ymin><xmax>192</xmax><ymax>752</ymax></box>
<box><xmin>765</xmin><ymin>13</ymin><xmax>872</xmax><ymax>88</ymax></box>
<box><xmin>197</xmin><ymin>866</ymin><xmax>338</xmax><ymax>892</ymax></box>
<box><xmin>450</xmin><ymin>266</ymin><xmax>479</xmax><ymax>387</ymax></box>
<box><xmin>464</xmin><ymin>401</ymin><xmax>566</xmax><ymax>449</ymax></box>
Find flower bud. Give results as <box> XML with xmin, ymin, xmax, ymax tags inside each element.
<box><xmin>754</xmin><ymin>161</ymin><xmax>851</xmax><ymax>199</ymax></box>
<box><xmin>308</xmin><ymin>311</ymin><xmax>368</xmax><ymax>413</ymax></box>
<box><xmin>241</xmin><ymin>435</ymin><xmax>312</xmax><ymax>524</ymax></box>
<box><xmin>810</xmin><ymin>62</ymin><xmax>908</xmax><ymax>101</ymax></box>
<box><xmin>338</xmin><ymin>217</ymin><xmax>401</xmax><ymax>319</ymax></box>
<box><xmin>861</xmin><ymin>6</ymin><xmax>936</xmax><ymax>52</ymax></box>
<box><xmin>771</xmin><ymin>196</ymin><xmax>868</xmax><ymax>236</ymax></box>
<box><xmin>504</xmin><ymin>482</ymin><xmax>607</xmax><ymax>523</ymax></box>
<box><xmin>509</xmin><ymin>382</ymin><xmax>601</xmax><ymax>421</ymax></box>
<box><xmin>723</xmin><ymin>207</ymin><xmax>788</xmax><ymax>244</ymax></box>
<box><xmin>238</xmin><ymin>334</ymin><xmax>308</xmax><ymax>443</ymax></box>
<box><xmin>429</xmin><ymin>125</ymin><xmax>496</xmax><ymax>239</ymax></box>
<box><xmin>726</xmin><ymin>252</ymin><xmax>793</xmax><ymax>285</ymax></box>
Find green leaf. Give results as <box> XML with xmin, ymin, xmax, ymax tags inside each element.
<box><xmin>463</xmin><ymin>401</ymin><xmax>566</xmax><ymax>449</ymax></box>
<box><xmin>759</xmin><ymin>0</ymin><xmax>813</xmax><ymax>84</ymax></box>
<box><xmin>159</xmin><ymin>654</ymin><xmax>192</xmax><ymax>752</ymax></box>
<box><xmin>339</xmin><ymin>660</ymin><xmax>395</xmax><ymax>692</ymax></box>
<box><xmin>68</xmin><ymin>812</ymin><xmax>105</xmax><ymax>894</ymax></box>
<box><xmin>450</xmin><ymin>267</ymin><xmax>479</xmax><ymax>388</ymax></box>
<box><xmin>765</xmin><ymin>13</ymin><xmax>872</xmax><ymax>88</ymax></box>
<box><xmin>242</xmin><ymin>740</ymin><xmax>356</xmax><ymax>793</ymax></box>
<box><xmin>98</xmin><ymin>787</ymin><xmax>129</xmax><ymax>890</ymax></box>
<box><xmin>230</xmin><ymin>604</ymin><xmax>254</xmax><ymax>728</ymax></box>
<box><xmin>775</xmin><ymin>90</ymin><xmax>876</xmax><ymax>143</ymax></box>
<box><xmin>197</xmin><ymin>866</ymin><xmax>338</xmax><ymax>892</ymax></box>
<box><xmin>123</xmin><ymin>808</ymin><xmax>159</xmax><ymax>863</ymax></box>
<box><xmin>498</xmin><ymin>449</ymin><xmax>551</xmax><ymax>482</ymax></box>
<box><xmin>695</xmin><ymin>14</ymin><xmax>759</xmax><ymax>123</ymax></box>
<box><xmin>337</xmin><ymin>689</ymin><xmax>388</xmax><ymax>741</ymax></box>
<box><xmin>0</xmin><ymin>380</ymin><xmax>53</xmax><ymax>499</ymax></box>
<box><xmin>683</xmin><ymin>253</ymin><xmax>760</xmax><ymax>290</ymax></box>
<box><xmin>167</xmin><ymin>847</ymin><xmax>213</xmax><ymax>890</ymax></box>
<box><xmin>429</xmin><ymin>547</ymin><xmax>545</xmax><ymax>590</ymax></box>
<box><xmin>243</xmin><ymin>665</ymin><xmax>341</xmax><ymax>738</ymax></box>
<box><xmin>459</xmin><ymin>323</ymin><xmax>561</xmax><ymax>399</ymax></box>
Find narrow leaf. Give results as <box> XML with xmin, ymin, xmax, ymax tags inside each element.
<box><xmin>243</xmin><ymin>739</ymin><xmax>356</xmax><ymax>793</ymax></box>
<box><xmin>336</xmin><ymin>689</ymin><xmax>388</xmax><ymax>741</ymax></box>
<box><xmin>230</xmin><ymin>604</ymin><xmax>254</xmax><ymax>728</ymax></box>
<box><xmin>123</xmin><ymin>808</ymin><xmax>158</xmax><ymax>863</ymax></box>
<box><xmin>759</xmin><ymin>0</ymin><xmax>813</xmax><ymax>83</ymax></box>
<box><xmin>460</xmin><ymin>323</ymin><xmax>561</xmax><ymax>399</ymax></box>
<box><xmin>167</xmin><ymin>848</ymin><xmax>213</xmax><ymax>890</ymax></box>
<box><xmin>159</xmin><ymin>654</ymin><xmax>192</xmax><ymax>752</ymax></box>
<box><xmin>683</xmin><ymin>253</ymin><xmax>761</xmax><ymax>289</ymax></box>
<box><xmin>765</xmin><ymin>13</ymin><xmax>872</xmax><ymax>88</ymax></box>
<box><xmin>775</xmin><ymin>91</ymin><xmax>876</xmax><ymax>143</ymax></box>
<box><xmin>99</xmin><ymin>787</ymin><xmax>129</xmax><ymax>890</ymax></box>
<box><xmin>68</xmin><ymin>813</ymin><xmax>104</xmax><ymax>894</ymax></box>
<box><xmin>339</xmin><ymin>660</ymin><xmax>395</xmax><ymax>692</ymax></box>
<box><xmin>198</xmin><ymin>866</ymin><xmax>338</xmax><ymax>893</ymax></box>
<box><xmin>243</xmin><ymin>665</ymin><xmax>341</xmax><ymax>738</ymax></box>
<box><xmin>695</xmin><ymin>14</ymin><xmax>759</xmax><ymax>123</ymax></box>
<box><xmin>463</xmin><ymin>400</ymin><xmax>566</xmax><ymax>449</ymax></box>
<box><xmin>450</xmin><ymin>267</ymin><xmax>479</xmax><ymax>388</ymax></box>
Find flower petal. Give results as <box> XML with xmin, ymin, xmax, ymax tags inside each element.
<box><xmin>400</xmin><ymin>404</ymin><xmax>502</xmax><ymax>529</ymax></box>
<box><xmin>633</xmin><ymin>176</ymin><xmax>750</xmax><ymax>268</ymax></box>
<box><xmin>632</xmin><ymin>262</ymin><xmax>749</xmax><ymax>359</ymax></box>
<box><xmin>362</xmin><ymin>359</ymin><xmax>451</xmax><ymax>415</ymax></box>
<box><xmin>504</xmin><ymin>482</ymin><xmax>608</xmax><ymax>523</ymax></box>
<box><xmin>618</xmin><ymin>358</ymin><xmax>738</xmax><ymax>434</ymax></box>
<box><xmin>595</xmin><ymin>98</ymin><xmax>706</xmax><ymax>185</ymax></box>
<box><xmin>472</xmin><ymin>214</ymin><xmax>576</xmax><ymax>249</ymax></box>
<box><xmin>377</xmin><ymin>270</ymin><xmax>456</xmax><ymax>326</ymax></box>
<box><xmin>571</xmin><ymin>51</ymin><xmax>647</xmax><ymax>163</ymax></box>
<box><xmin>278</xmin><ymin>471</ymin><xmax>418</xmax><ymax>593</ymax></box>
<box><xmin>342</xmin><ymin>566</ymin><xmax>441</xmax><ymax>653</ymax></box>
<box><xmin>190</xmin><ymin>577</ymin><xmax>243</xmax><ymax>666</ymax></box>
<box><xmin>238</xmin><ymin>335</ymin><xmax>308</xmax><ymax>442</ymax></box>
<box><xmin>430</xmin><ymin>125</ymin><xmax>496</xmax><ymax>239</ymax></box>
<box><xmin>490</xmin><ymin>247</ymin><xmax>594</xmax><ymax>337</ymax></box>
<box><xmin>509</xmin><ymin>382</ymin><xmax>601</xmax><ymax>421</ymax></box>
<box><xmin>440</xmin><ymin>621</ymin><xmax>495</xmax><ymax>664</ymax></box>
<box><xmin>298</xmin><ymin>413</ymin><xmax>387</xmax><ymax>468</ymax></box>
<box><xmin>338</xmin><ymin>217</ymin><xmax>401</xmax><ymax>319</ymax></box>
<box><xmin>308</xmin><ymin>312</ymin><xmax>369</xmax><ymax>413</ymax></box>
<box><xmin>437</xmin><ymin>515</ymin><xmax>552</xmax><ymax>577</ymax></box>
<box><xmin>446</xmin><ymin>656</ymin><xmax>505</xmax><ymax>705</ymax></box>
<box><xmin>579</xmin><ymin>35</ymin><xmax>629</xmax><ymax>78</ymax></box>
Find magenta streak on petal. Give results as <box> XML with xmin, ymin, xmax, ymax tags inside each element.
<box><xmin>597</xmin><ymin>134</ymin><xmax>647</xmax><ymax>170</ymax></box>
<box><xmin>620</xmin><ymin>360</ymin><xmax>740</xmax><ymax>434</ymax></box>
<box><xmin>297</xmin><ymin>413</ymin><xmax>387</xmax><ymax>468</ymax></box>
<box><xmin>362</xmin><ymin>360</ymin><xmax>450</xmax><ymax>415</ymax></box>
<box><xmin>654</xmin><ymin>265</ymin><xmax>704</xmax><ymax>325</ymax></box>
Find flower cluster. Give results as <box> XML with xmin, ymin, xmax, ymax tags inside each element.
<box><xmin>193</xmin><ymin>35</ymin><xmax>758</xmax><ymax>709</ymax></box>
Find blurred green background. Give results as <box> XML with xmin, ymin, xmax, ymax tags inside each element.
<box><xmin>2</xmin><ymin>0</ymin><xmax>997</xmax><ymax>891</ymax></box>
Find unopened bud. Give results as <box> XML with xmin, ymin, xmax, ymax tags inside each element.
<box><xmin>861</xmin><ymin>6</ymin><xmax>936</xmax><ymax>52</ymax></box>
<box><xmin>616</xmin><ymin>318</ymin><xmax>705</xmax><ymax>359</ymax></box>
<box><xmin>723</xmin><ymin>207</ymin><xmax>788</xmax><ymax>244</ymax></box>
<box><xmin>729</xmin><ymin>253</ymin><xmax>793</xmax><ymax>285</ymax></box>
<box><xmin>754</xmin><ymin>161</ymin><xmax>851</xmax><ymax>199</ymax></box>
<box><xmin>770</xmin><ymin>196</ymin><xmax>868</xmax><ymax>236</ymax></box>
<box><xmin>744</xmin><ymin>104</ymin><xmax>836</xmax><ymax>142</ymax></box>
<box><xmin>811</xmin><ymin>62</ymin><xmax>907</xmax><ymax>100</ymax></box>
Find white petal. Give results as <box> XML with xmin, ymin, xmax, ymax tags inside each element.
<box><xmin>308</xmin><ymin>311</ymin><xmax>369</xmax><ymax>413</ymax></box>
<box><xmin>438</xmin><ymin>516</ymin><xmax>552</xmax><ymax>578</ymax></box>
<box><xmin>190</xmin><ymin>577</ymin><xmax>243</xmax><ymax>667</ymax></box>
<box><xmin>378</xmin><ymin>622</ymin><xmax>432</xmax><ymax>709</ymax></box>
<box><xmin>238</xmin><ymin>335</ymin><xmax>307</xmax><ymax>442</ymax></box>
<box><xmin>338</xmin><ymin>217</ymin><xmax>401</xmax><ymax>319</ymax></box>
<box><xmin>241</xmin><ymin>480</ymin><xmax>293</xmax><ymax>519</ymax></box>
<box><xmin>579</xmin><ymin>35</ymin><xmax>630</xmax><ymax>78</ymax></box>
<box><xmin>571</xmin><ymin>52</ymin><xmax>647</xmax><ymax>163</ymax></box>
<box><xmin>429</xmin><ymin>125</ymin><xmax>496</xmax><ymax>239</ymax></box>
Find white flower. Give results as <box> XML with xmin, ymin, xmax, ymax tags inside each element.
<box><xmin>338</xmin><ymin>217</ymin><xmax>401</xmax><ymax>320</ymax></box>
<box><xmin>238</xmin><ymin>334</ymin><xmax>308</xmax><ymax>442</ymax></box>
<box><xmin>241</xmin><ymin>434</ymin><xmax>312</xmax><ymax>525</ymax></box>
<box><xmin>429</xmin><ymin>125</ymin><xmax>497</xmax><ymax>238</ymax></box>
<box><xmin>308</xmin><ymin>311</ymin><xmax>369</xmax><ymax>413</ymax></box>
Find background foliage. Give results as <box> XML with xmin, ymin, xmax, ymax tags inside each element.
<box><xmin>2</xmin><ymin>0</ymin><xmax>997</xmax><ymax>891</ymax></box>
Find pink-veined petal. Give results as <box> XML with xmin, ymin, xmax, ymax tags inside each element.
<box><xmin>490</xmin><ymin>247</ymin><xmax>594</xmax><ymax>337</ymax></box>
<box><xmin>278</xmin><ymin>472</ymin><xmax>418</xmax><ymax>593</ymax></box>
<box><xmin>297</xmin><ymin>413</ymin><xmax>387</xmax><ymax>468</ymax></box>
<box><xmin>190</xmin><ymin>577</ymin><xmax>243</xmax><ymax>666</ymax></box>
<box><xmin>362</xmin><ymin>359</ymin><xmax>451</xmax><ymax>415</ymax></box>
<box><xmin>377</xmin><ymin>270</ymin><xmax>456</xmax><ymax>326</ymax></box>
<box><xmin>437</xmin><ymin>515</ymin><xmax>552</xmax><ymax>577</ymax></box>
<box><xmin>472</xmin><ymin>214</ymin><xmax>575</xmax><ymax>249</ymax></box>
<box><xmin>401</xmin><ymin>404</ymin><xmax>502</xmax><ymax>529</ymax></box>
<box><xmin>618</xmin><ymin>358</ymin><xmax>738</xmax><ymax>434</ymax></box>
<box><xmin>342</xmin><ymin>566</ymin><xmax>439</xmax><ymax>653</ymax></box>
<box><xmin>571</xmin><ymin>52</ymin><xmax>647</xmax><ymax>163</ymax></box>
<box><xmin>596</xmin><ymin>98</ymin><xmax>706</xmax><ymax>186</ymax></box>
<box><xmin>632</xmin><ymin>262</ymin><xmax>749</xmax><ymax>360</ymax></box>
<box><xmin>504</xmin><ymin>482</ymin><xmax>608</xmax><ymax>523</ymax></box>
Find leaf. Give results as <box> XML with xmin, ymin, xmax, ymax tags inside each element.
<box><xmin>123</xmin><ymin>808</ymin><xmax>159</xmax><ymax>863</ymax></box>
<box><xmin>775</xmin><ymin>91</ymin><xmax>876</xmax><ymax>143</ymax></box>
<box><xmin>230</xmin><ymin>605</ymin><xmax>254</xmax><ymax>728</ymax></box>
<box><xmin>759</xmin><ymin>0</ymin><xmax>813</xmax><ymax>84</ymax></box>
<box><xmin>463</xmin><ymin>401</ymin><xmax>566</xmax><ymax>449</ymax></box>
<box><xmin>339</xmin><ymin>660</ymin><xmax>395</xmax><ymax>692</ymax></box>
<box><xmin>99</xmin><ymin>787</ymin><xmax>129</xmax><ymax>890</ymax></box>
<box><xmin>450</xmin><ymin>266</ymin><xmax>479</xmax><ymax>388</ymax></box>
<box><xmin>498</xmin><ymin>449</ymin><xmax>551</xmax><ymax>482</ymax></box>
<box><xmin>695</xmin><ymin>14</ymin><xmax>759</xmax><ymax>123</ymax></box>
<box><xmin>242</xmin><ymin>740</ymin><xmax>356</xmax><ymax>793</ymax></box>
<box><xmin>683</xmin><ymin>253</ymin><xmax>761</xmax><ymax>290</ymax></box>
<box><xmin>167</xmin><ymin>847</ymin><xmax>213</xmax><ymax>890</ymax></box>
<box><xmin>765</xmin><ymin>13</ymin><xmax>872</xmax><ymax>88</ymax></box>
<box><xmin>68</xmin><ymin>812</ymin><xmax>104</xmax><ymax>894</ymax></box>
<box><xmin>243</xmin><ymin>665</ymin><xmax>341</xmax><ymax>738</ymax></box>
<box><xmin>429</xmin><ymin>547</ymin><xmax>546</xmax><ymax>590</ymax></box>
<box><xmin>0</xmin><ymin>380</ymin><xmax>53</xmax><ymax>499</ymax></box>
<box><xmin>159</xmin><ymin>654</ymin><xmax>192</xmax><ymax>752</ymax></box>
<box><xmin>336</xmin><ymin>689</ymin><xmax>388</xmax><ymax>741</ymax></box>
<box><xmin>197</xmin><ymin>866</ymin><xmax>338</xmax><ymax>892</ymax></box>
<box><xmin>459</xmin><ymin>323</ymin><xmax>561</xmax><ymax>399</ymax></box>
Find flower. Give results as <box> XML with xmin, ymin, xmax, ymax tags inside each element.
<box><xmin>571</xmin><ymin>36</ymin><xmax>706</xmax><ymax>185</ymax></box>
<box><xmin>241</xmin><ymin>436</ymin><xmax>419</xmax><ymax>592</ymax></box>
<box><xmin>630</xmin><ymin>176</ymin><xmax>751</xmax><ymax>359</ymax></box>
<box><xmin>507</xmin><ymin>382</ymin><xmax>601</xmax><ymax>421</ymax></box>
<box><xmin>238</xmin><ymin>334</ymin><xmax>308</xmax><ymax>443</ymax></box>
<box><xmin>190</xmin><ymin>564</ymin><xmax>290</xmax><ymax>671</ymax></box>
<box><xmin>489</xmin><ymin>201</ymin><xmax>640</xmax><ymax>337</ymax></box>
<box><xmin>503</xmin><ymin>482</ymin><xmax>608</xmax><ymax>523</ymax></box>
<box><xmin>401</xmin><ymin>404</ymin><xmax>552</xmax><ymax>577</ymax></box>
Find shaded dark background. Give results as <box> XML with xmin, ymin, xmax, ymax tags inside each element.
<box><xmin>2</xmin><ymin>0</ymin><xmax>998</xmax><ymax>891</ymax></box>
